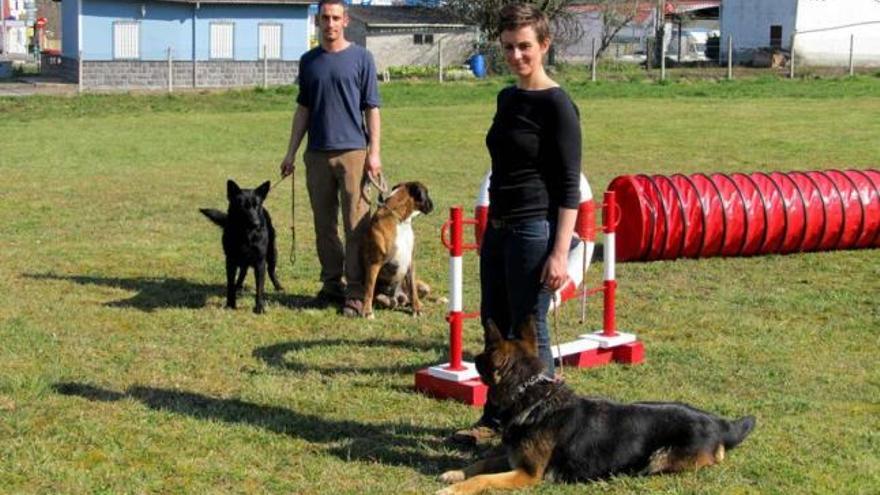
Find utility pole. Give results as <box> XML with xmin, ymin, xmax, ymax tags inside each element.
<box><xmin>654</xmin><ymin>0</ymin><xmax>665</xmax><ymax>68</ymax></box>
<box><xmin>1</xmin><ymin>0</ymin><xmax>7</xmax><ymax>56</ymax></box>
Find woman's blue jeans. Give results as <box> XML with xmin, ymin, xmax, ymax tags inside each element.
<box><xmin>478</xmin><ymin>218</ymin><xmax>556</xmax><ymax>426</ymax></box>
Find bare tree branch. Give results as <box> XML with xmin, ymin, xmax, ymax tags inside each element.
<box><xmin>442</xmin><ymin>0</ymin><xmax>583</xmax><ymax>45</ymax></box>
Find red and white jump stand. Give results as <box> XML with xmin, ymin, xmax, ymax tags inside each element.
<box><xmin>415</xmin><ymin>191</ymin><xmax>645</xmax><ymax>406</ymax></box>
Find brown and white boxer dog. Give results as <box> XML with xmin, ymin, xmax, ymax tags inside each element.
<box><xmin>361</xmin><ymin>181</ymin><xmax>434</xmax><ymax>319</ymax></box>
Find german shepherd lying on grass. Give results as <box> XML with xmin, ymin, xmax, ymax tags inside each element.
<box><xmin>200</xmin><ymin>180</ymin><xmax>283</xmax><ymax>314</ymax></box>
<box><xmin>437</xmin><ymin>317</ymin><xmax>756</xmax><ymax>495</ymax></box>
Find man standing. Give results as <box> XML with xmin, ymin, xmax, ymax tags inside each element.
<box><xmin>280</xmin><ymin>0</ymin><xmax>382</xmax><ymax>317</ymax></box>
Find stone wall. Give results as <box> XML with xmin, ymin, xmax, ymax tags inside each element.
<box><xmin>42</xmin><ymin>58</ymin><xmax>299</xmax><ymax>90</ymax></box>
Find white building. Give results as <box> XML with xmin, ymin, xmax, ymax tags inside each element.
<box><xmin>721</xmin><ymin>0</ymin><xmax>880</xmax><ymax>67</ymax></box>
<box><xmin>1</xmin><ymin>0</ymin><xmax>33</xmax><ymax>57</ymax></box>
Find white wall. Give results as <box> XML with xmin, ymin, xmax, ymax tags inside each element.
<box><xmin>794</xmin><ymin>0</ymin><xmax>880</xmax><ymax>66</ymax></box>
<box><xmin>3</xmin><ymin>22</ymin><xmax>27</xmax><ymax>56</ymax></box>
<box><xmin>721</xmin><ymin>0</ymin><xmax>796</xmax><ymax>58</ymax></box>
<box><xmin>366</xmin><ymin>31</ymin><xmax>474</xmax><ymax>71</ymax></box>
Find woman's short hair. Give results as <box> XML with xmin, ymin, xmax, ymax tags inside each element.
<box><xmin>498</xmin><ymin>3</ymin><xmax>551</xmax><ymax>43</ymax></box>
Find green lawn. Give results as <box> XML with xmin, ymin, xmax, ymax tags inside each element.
<box><xmin>1</xmin><ymin>76</ymin><xmax>878</xmax><ymax>494</ymax></box>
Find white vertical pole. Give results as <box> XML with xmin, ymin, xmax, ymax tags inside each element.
<box><xmin>727</xmin><ymin>35</ymin><xmax>733</xmax><ymax>80</ymax></box>
<box><xmin>167</xmin><ymin>47</ymin><xmax>173</xmax><ymax>93</ymax></box>
<box><xmin>590</xmin><ymin>37</ymin><xmax>597</xmax><ymax>82</ymax></box>
<box><xmin>789</xmin><ymin>32</ymin><xmax>796</xmax><ymax>79</ymax></box>
<box><xmin>848</xmin><ymin>34</ymin><xmax>854</xmax><ymax>77</ymax></box>
<box><xmin>262</xmin><ymin>45</ymin><xmax>267</xmax><ymax>88</ymax></box>
<box><xmin>77</xmin><ymin>50</ymin><xmax>83</xmax><ymax>94</ymax></box>
<box><xmin>1</xmin><ymin>0</ymin><xmax>6</xmax><ymax>56</ymax></box>
<box><xmin>660</xmin><ymin>33</ymin><xmax>666</xmax><ymax>81</ymax></box>
<box><xmin>437</xmin><ymin>37</ymin><xmax>443</xmax><ymax>83</ymax></box>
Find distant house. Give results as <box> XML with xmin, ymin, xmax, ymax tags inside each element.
<box><xmin>558</xmin><ymin>2</ymin><xmax>655</xmax><ymax>64</ymax></box>
<box><xmin>2</xmin><ymin>0</ymin><xmax>31</xmax><ymax>58</ymax></box>
<box><xmin>559</xmin><ymin>1</ymin><xmax>719</xmax><ymax>64</ymax></box>
<box><xmin>721</xmin><ymin>0</ymin><xmax>880</xmax><ymax>66</ymax></box>
<box><xmin>345</xmin><ymin>5</ymin><xmax>476</xmax><ymax>72</ymax></box>
<box><xmin>48</xmin><ymin>0</ymin><xmax>311</xmax><ymax>89</ymax></box>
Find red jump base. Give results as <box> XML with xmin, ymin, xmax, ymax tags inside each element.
<box><xmin>560</xmin><ymin>340</ymin><xmax>645</xmax><ymax>367</ymax></box>
<box><xmin>414</xmin><ymin>369</ymin><xmax>489</xmax><ymax>407</ymax></box>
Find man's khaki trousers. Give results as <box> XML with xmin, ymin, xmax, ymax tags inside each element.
<box><xmin>303</xmin><ymin>149</ymin><xmax>369</xmax><ymax>300</ymax></box>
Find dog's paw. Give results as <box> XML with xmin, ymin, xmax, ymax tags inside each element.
<box><xmin>438</xmin><ymin>470</ymin><xmax>465</xmax><ymax>484</ymax></box>
<box><xmin>374</xmin><ymin>293</ymin><xmax>394</xmax><ymax>309</ymax></box>
<box><xmin>365</xmin><ymin>312</ymin><xmax>375</xmax><ymax>320</ymax></box>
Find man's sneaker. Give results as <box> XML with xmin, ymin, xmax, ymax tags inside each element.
<box><xmin>448</xmin><ymin>422</ymin><xmax>499</xmax><ymax>446</ymax></box>
<box><xmin>313</xmin><ymin>287</ymin><xmax>345</xmax><ymax>307</ymax></box>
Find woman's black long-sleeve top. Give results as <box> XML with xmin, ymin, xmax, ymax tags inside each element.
<box><xmin>485</xmin><ymin>85</ymin><xmax>582</xmax><ymax>223</ymax></box>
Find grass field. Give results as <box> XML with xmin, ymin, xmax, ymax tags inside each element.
<box><xmin>1</xmin><ymin>75</ymin><xmax>879</xmax><ymax>494</ymax></box>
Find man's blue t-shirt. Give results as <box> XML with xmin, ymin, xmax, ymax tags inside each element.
<box><xmin>297</xmin><ymin>43</ymin><xmax>381</xmax><ymax>151</ymax></box>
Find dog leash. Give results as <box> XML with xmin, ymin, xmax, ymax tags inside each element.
<box><xmin>551</xmin><ymin>291</ymin><xmax>565</xmax><ymax>380</ymax></box>
<box><xmin>362</xmin><ymin>171</ymin><xmax>389</xmax><ymax>206</ymax></box>
<box><xmin>271</xmin><ymin>173</ymin><xmax>296</xmax><ymax>266</ymax></box>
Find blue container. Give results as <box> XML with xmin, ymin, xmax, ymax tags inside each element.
<box><xmin>0</xmin><ymin>61</ymin><xmax>12</xmax><ymax>79</ymax></box>
<box><xmin>469</xmin><ymin>54</ymin><xmax>486</xmax><ymax>78</ymax></box>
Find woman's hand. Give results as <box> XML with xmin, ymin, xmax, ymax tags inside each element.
<box><xmin>541</xmin><ymin>250</ymin><xmax>569</xmax><ymax>292</ymax></box>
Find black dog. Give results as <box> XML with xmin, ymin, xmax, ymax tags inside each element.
<box><xmin>437</xmin><ymin>317</ymin><xmax>756</xmax><ymax>495</ymax></box>
<box><xmin>200</xmin><ymin>180</ymin><xmax>283</xmax><ymax>314</ymax></box>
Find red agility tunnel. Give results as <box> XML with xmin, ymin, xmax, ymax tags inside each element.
<box><xmin>609</xmin><ymin>169</ymin><xmax>880</xmax><ymax>262</ymax></box>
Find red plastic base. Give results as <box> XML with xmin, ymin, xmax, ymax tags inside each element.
<box><xmin>613</xmin><ymin>341</ymin><xmax>645</xmax><ymax>364</ymax></box>
<box><xmin>560</xmin><ymin>340</ymin><xmax>645</xmax><ymax>367</ymax></box>
<box><xmin>561</xmin><ymin>347</ymin><xmax>614</xmax><ymax>367</ymax></box>
<box><xmin>414</xmin><ymin>369</ymin><xmax>488</xmax><ymax>407</ymax></box>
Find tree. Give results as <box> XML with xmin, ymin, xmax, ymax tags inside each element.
<box><xmin>441</xmin><ymin>0</ymin><xmax>584</xmax><ymax>46</ymax></box>
<box><xmin>590</xmin><ymin>0</ymin><xmax>641</xmax><ymax>61</ymax></box>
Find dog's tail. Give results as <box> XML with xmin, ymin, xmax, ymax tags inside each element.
<box><xmin>722</xmin><ymin>415</ymin><xmax>756</xmax><ymax>450</ymax></box>
<box><xmin>200</xmin><ymin>208</ymin><xmax>227</xmax><ymax>228</ymax></box>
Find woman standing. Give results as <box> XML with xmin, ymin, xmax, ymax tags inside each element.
<box><xmin>453</xmin><ymin>3</ymin><xmax>583</xmax><ymax>445</ymax></box>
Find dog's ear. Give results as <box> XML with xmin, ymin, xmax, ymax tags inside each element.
<box><xmin>227</xmin><ymin>180</ymin><xmax>242</xmax><ymax>201</ymax></box>
<box><xmin>516</xmin><ymin>315</ymin><xmax>539</xmax><ymax>356</ymax></box>
<box><xmin>408</xmin><ymin>183</ymin><xmax>426</xmax><ymax>203</ymax></box>
<box><xmin>484</xmin><ymin>319</ymin><xmax>504</xmax><ymax>349</ymax></box>
<box><xmin>407</xmin><ymin>182</ymin><xmax>425</xmax><ymax>203</ymax></box>
<box><xmin>255</xmin><ymin>181</ymin><xmax>271</xmax><ymax>201</ymax></box>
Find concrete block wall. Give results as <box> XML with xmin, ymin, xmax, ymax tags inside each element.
<box><xmin>44</xmin><ymin>58</ymin><xmax>299</xmax><ymax>90</ymax></box>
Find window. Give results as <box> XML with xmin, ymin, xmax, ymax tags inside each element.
<box><xmin>413</xmin><ymin>33</ymin><xmax>434</xmax><ymax>45</ymax></box>
<box><xmin>210</xmin><ymin>22</ymin><xmax>235</xmax><ymax>59</ymax></box>
<box><xmin>113</xmin><ymin>21</ymin><xmax>139</xmax><ymax>59</ymax></box>
<box><xmin>770</xmin><ymin>25</ymin><xmax>782</xmax><ymax>49</ymax></box>
<box><xmin>258</xmin><ymin>23</ymin><xmax>282</xmax><ymax>59</ymax></box>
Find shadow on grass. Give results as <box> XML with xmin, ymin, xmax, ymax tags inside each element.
<box><xmin>253</xmin><ymin>338</ymin><xmax>450</xmax><ymax>376</ymax></box>
<box><xmin>24</xmin><ymin>272</ymin><xmax>319</xmax><ymax>311</ymax></box>
<box><xmin>53</xmin><ymin>382</ymin><xmax>463</xmax><ymax>474</ymax></box>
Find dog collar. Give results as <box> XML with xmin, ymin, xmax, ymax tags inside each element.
<box><xmin>509</xmin><ymin>375</ymin><xmax>560</xmax><ymax>427</ymax></box>
<box><xmin>514</xmin><ymin>374</ymin><xmax>556</xmax><ymax>396</ymax></box>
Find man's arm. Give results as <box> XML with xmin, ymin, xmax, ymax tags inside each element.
<box><xmin>364</xmin><ymin>106</ymin><xmax>381</xmax><ymax>176</ymax></box>
<box><xmin>280</xmin><ymin>104</ymin><xmax>310</xmax><ymax>177</ymax></box>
